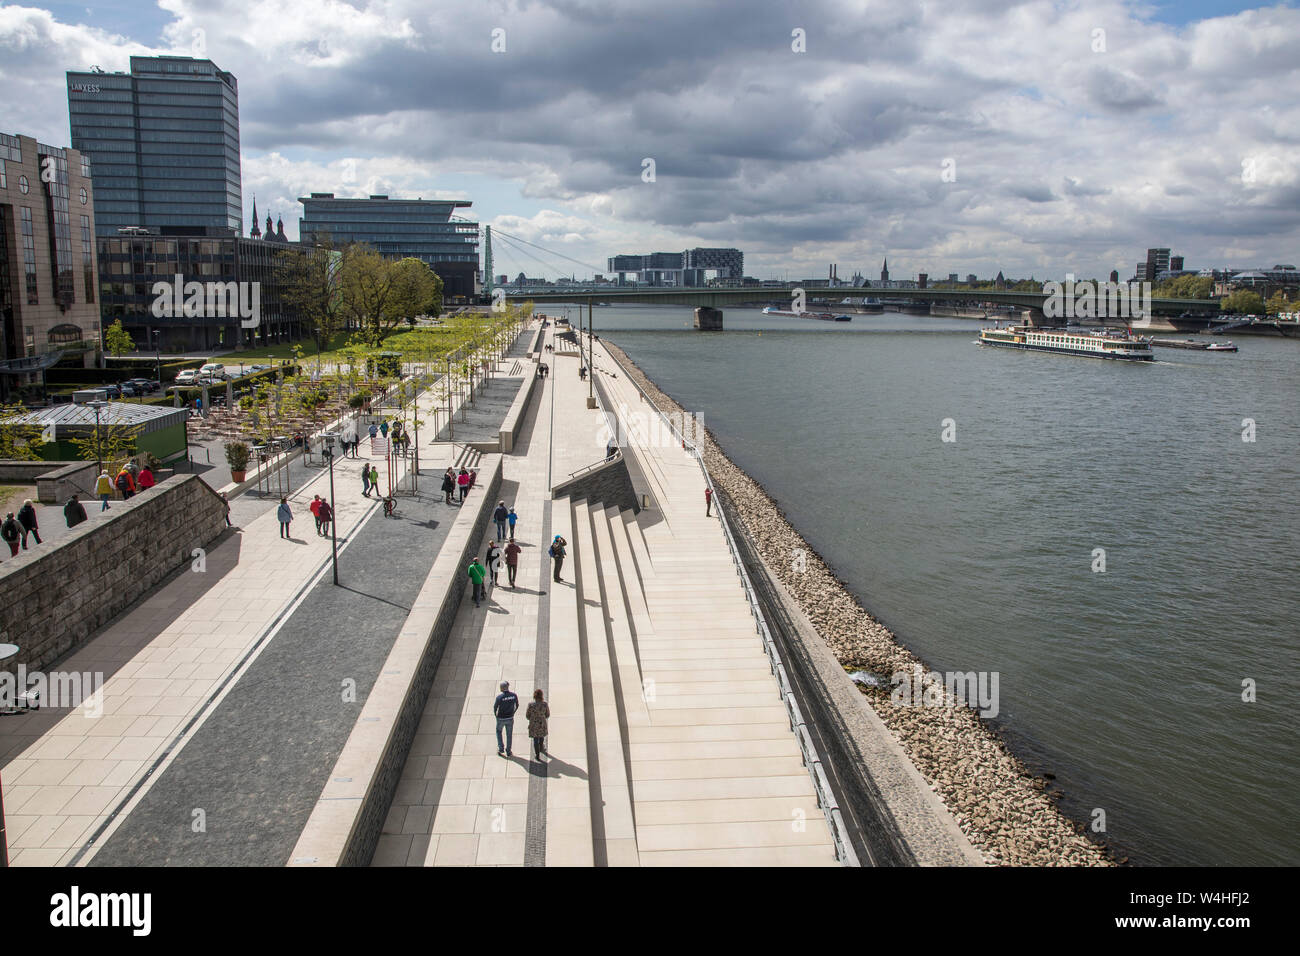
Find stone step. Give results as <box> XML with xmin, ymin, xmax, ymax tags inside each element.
<box><xmin>544</xmin><ymin>495</ymin><xmax>594</xmax><ymax>865</ymax></box>
<box><xmin>572</xmin><ymin>498</ymin><xmax>640</xmax><ymax>866</ymax></box>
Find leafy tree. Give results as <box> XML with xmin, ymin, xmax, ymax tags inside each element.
<box><xmin>390</xmin><ymin>258</ymin><xmax>443</xmax><ymax>327</ymax></box>
<box><xmin>1264</xmin><ymin>290</ymin><xmax>1293</xmax><ymax>315</ymax></box>
<box><xmin>279</xmin><ymin>241</ymin><xmax>346</xmax><ymax>352</ymax></box>
<box><xmin>338</xmin><ymin>246</ymin><xmax>398</xmax><ymax>346</ymax></box>
<box><xmin>0</xmin><ymin>403</ymin><xmax>46</xmax><ymax>460</ymax></box>
<box><xmin>105</xmin><ymin>319</ymin><xmax>135</xmax><ymax>357</ymax></box>
<box><xmin>1154</xmin><ymin>274</ymin><xmax>1214</xmax><ymax>299</ymax></box>
<box><xmin>1221</xmin><ymin>289</ymin><xmax>1264</xmax><ymax>315</ymax></box>
<box><xmin>69</xmin><ymin>420</ymin><xmax>141</xmax><ymax>472</ymax></box>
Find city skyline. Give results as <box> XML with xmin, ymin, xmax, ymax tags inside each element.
<box><xmin>3</xmin><ymin>0</ymin><xmax>1298</xmax><ymax>280</ymax></box>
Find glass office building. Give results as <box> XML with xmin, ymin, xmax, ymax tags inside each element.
<box><xmin>67</xmin><ymin>56</ymin><xmax>242</xmax><ymax>237</ymax></box>
<box><xmin>298</xmin><ymin>193</ymin><xmax>480</xmax><ymax>298</ymax></box>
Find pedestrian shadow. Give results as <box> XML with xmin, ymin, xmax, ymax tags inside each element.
<box><xmin>518</xmin><ymin>753</ymin><xmax>588</xmax><ymax>781</ymax></box>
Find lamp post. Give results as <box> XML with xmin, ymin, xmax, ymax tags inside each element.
<box><xmin>322</xmin><ymin>432</ymin><xmax>340</xmax><ymax>585</ymax></box>
<box><xmin>86</xmin><ymin>399</ymin><xmax>108</xmax><ymax>476</ymax></box>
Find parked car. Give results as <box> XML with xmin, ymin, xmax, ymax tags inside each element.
<box><xmin>199</xmin><ymin>362</ymin><xmax>227</xmax><ymax>380</ymax></box>
<box><xmin>174</xmin><ymin>369</ymin><xmax>200</xmax><ymax>385</ymax></box>
<box><xmin>101</xmin><ymin>384</ymin><xmax>122</xmax><ymax>399</ymax></box>
<box><xmin>119</xmin><ymin>382</ymin><xmax>141</xmax><ymax>397</ymax></box>
<box><xmin>126</xmin><ymin>378</ymin><xmax>160</xmax><ymax>393</ymax></box>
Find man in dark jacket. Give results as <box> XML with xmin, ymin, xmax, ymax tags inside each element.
<box><xmin>17</xmin><ymin>499</ymin><xmax>42</xmax><ymax>547</ymax></box>
<box><xmin>493</xmin><ymin>681</ymin><xmax>519</xmax><ymax>757</ymax></box>
<box><xmin>64</xmin><ymin>495</ymin><xmax>88</xmax><ymax>528</ymax></box>
<box><xmin>493</xmin><ymin>501</ymin><xmax>509</xmax><ymax>541</ymax></box>
<box><xmin>549</xmin><ymin>535</ymin><xmax>567</xmax><ymax>582</ymax></box>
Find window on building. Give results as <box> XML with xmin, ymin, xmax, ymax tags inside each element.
<box><xmin>80</xmin><ymin>186</ymin><xmax>88</xmax><ymax>205</ymax></box>
<box><xmin>18</xmin><ymin>174</ymin><xmax>29</xmax><ymax>194</ymax></box>
<box><xmin>20</xmin><ymin>206</ymin><xmax>37</xmax><ymax>304</ymax></box>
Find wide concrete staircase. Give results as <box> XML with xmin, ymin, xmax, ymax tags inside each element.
<box><xmin>548</xmin><ymin>490</ymin><xmax>838</xmax><ymax>865</ymax></box>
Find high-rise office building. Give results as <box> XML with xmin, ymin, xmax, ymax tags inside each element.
<box><xmin>297</xmin><ymin>193</ymin><xmax>480</xmax><ymax>299</ymax></box>
<box><xmin>606</xmin><ymin>247</ymin><xmax>743</xmax><ymax>286</ymax></box>
<box><xmin>67</xmin><ymin>56</ymin><xmax>242</xmax><ymax>237</ymax></box>
<box><xmin>0</xmin><ymin>132</ymin><xmax>101</xmax><ymax>395</ymax></box>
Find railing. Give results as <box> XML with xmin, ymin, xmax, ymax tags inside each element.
<box><xmin>600</xmin><ymin>343</ymin><xmax>859</xmax><ymax>867</ymax></box>
<box><xmin>565</xmin><ymin>448</ymin><xmax>622</xmax><ymax>481</ymax></box>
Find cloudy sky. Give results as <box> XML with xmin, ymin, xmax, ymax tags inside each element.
<box><xmin>2</xmin><ymin>0</ymin><xmax>1297</xmax><ymax>280</ymax></box>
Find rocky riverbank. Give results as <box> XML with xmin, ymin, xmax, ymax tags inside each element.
<box><xmin>603</xmin><ymin>340</ymin><xmax>1116</xmax><ymax>867</ymax></box>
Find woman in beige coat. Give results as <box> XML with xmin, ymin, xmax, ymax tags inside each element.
<box><xmin>526</xmin><ymin>689</ymin><xmax>550</xmax><ymax>760</ymax></box>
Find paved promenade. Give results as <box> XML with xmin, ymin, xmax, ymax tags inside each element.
<box><xmin>374</xmin><ymin>325</ymin><xmax>838</xmax><ymax>866</ymax></box>
<box><xmin>0</xmin><ymin>353</ymin><xmax>509</xmax><ymax>866</ymax></box>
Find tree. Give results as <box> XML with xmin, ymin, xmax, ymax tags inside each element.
<box><xmin>1155</xmin><ymin>274</ymin><xmax>1214</xmax><ymax>299</ymax></box>
<box><xmin>279</xmin><ymin>241</ymin><xmax>346</xmax><ymax>353</ymax></box>
<box><xmin>69</xmin><ymin>420</ymin><xmax>141</xmax><ymax>472</ymax></box>
<box><xmin>390</xmin><ymin>258</ymin><xmax>443</xmax><ymax>328</ymax></box>
<box><xmin>1221</xmin><ymin>289</ymin><xmax>1264</xmax><ymax>315</ymax></box>
<box><xmin>105</xmin><ymin>319</ymin><xmax>135</xmax><ymax>357</ymax></box>
<box><xmin>0</xmin><ymin>403</ymin><xmax>46</xmax><ymax>460</ymax></box>
<box><xmin>338</xmin><ymin>246</ymin><xmax>398</xmax><ymax>346</ymax></box>
<box><xmin>1264</xmin><ymin>290</ymin><xmax>1293</xmax><ymax>315</ymax></box>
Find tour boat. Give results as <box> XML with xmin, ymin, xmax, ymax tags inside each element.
<box><xmin>978</xmin><ymin>325</ymin><xmax>1154</xmax><ymax>361</ymax></box>
<box><xmin>1205</xmin><ymin>342</ymin><xmax>1238</xmax><ymax>352</ymax></box>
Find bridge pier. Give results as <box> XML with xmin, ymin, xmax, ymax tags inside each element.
<box><xmin>694</xmin><ymin>306</ymin><xmax>723</xmax><ymax>330</ymax></box>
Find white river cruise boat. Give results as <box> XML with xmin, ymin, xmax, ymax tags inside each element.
<box><xmin>977</xmin><ymin>324</ymin><xmax>1154</xmax><ymax>361</ymax></box>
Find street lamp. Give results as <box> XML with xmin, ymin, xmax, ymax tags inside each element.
<box><xmin>85</xmin><ymin>399</ymin><xmax>108</xmax><ymax>476</ymax></box>
<box><xmin>321</xmin><ymin>431</ymin><xmax>340</xmax><ymax>585</ymax></box>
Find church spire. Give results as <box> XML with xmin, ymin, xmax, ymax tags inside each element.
<box><xmin>250</xmin><ymin>196</ymin><xmax>261</xmax><ymax>238</ymax></box>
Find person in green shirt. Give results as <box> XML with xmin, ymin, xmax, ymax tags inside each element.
<box><xmin>369</xmin><ymin>465</ymin><xmax>380</xmax><ymax>497</ymax></box>
<box><xmin>467</xmin><ymin>557</ymin><xmax>487</xmax><ymax>607</ymax></box>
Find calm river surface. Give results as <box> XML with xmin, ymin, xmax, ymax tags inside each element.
<box><xmin>569</xmin><ymin>303</ymin><xmax>1298</xmax><ymax>866</ymax></box>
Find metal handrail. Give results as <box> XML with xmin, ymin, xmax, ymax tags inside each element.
<box><xmin>600</xmin><ymin>343</ymin><xmax>858</xmax><ymax>866</ymax></box>
<box><xmin>566</xmin><ymin>447</ymin><xmax>622</xmax><ymax>480</ymax></box>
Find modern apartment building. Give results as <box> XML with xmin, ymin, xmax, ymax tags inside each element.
<box><xmin>605</xmin><ymin>247</ymin><xmax>744</xmax><ymax>285</ymax></box>
<box><xmin>0</xmin><ymin>132</ymin><xmax>101</xmax><ymax>397</ymax></box>
<box><xmin>67</xmin><ymin>56</ymin><xmax>242</xmax><ymax>237</ymax></box>
<box><xmin>297</xmin><ymin>193</ymin><xmax>480</xmax><ymax>299</ymax></box>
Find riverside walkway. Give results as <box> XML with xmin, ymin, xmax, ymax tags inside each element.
<box><xmin>2</xmin><ymin>322</ymin><xmax>840</xmax><ymax>866</ymax></box>
<box><xmin>372</xmin><ymin>325</ymin><xmax>838</xmax><ymax>866</ymax></box>
<box><xmin>0</xmin><ymin>344</ymin><xmax>518</xmax><ymax>866</ymax></box>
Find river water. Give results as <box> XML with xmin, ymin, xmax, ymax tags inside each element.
<box><xmin>568</xmin><ymin>303</ymin><xmax>1299</xmax><ymax>866</ymax></box>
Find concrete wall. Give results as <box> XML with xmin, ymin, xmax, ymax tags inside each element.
<box><xmin>498</xmin><ymin>367</ymin><xmax>539</xmax><ymax>454</ymax></box>
<box><xmin>0</xmin><ymin>475</ymin><xmax>229</xmax><ymax>673</ymax></box>
<box><xmin>288</xmin><ymin>455</ymin><xmax>505</xmax><ymax>867</ymax></box>
<box><xmin>552</xmin><ymin>456</ymin><xmax>640</xmax><ymax>512</ymax></box>
<box><xmin>0</xmin><ymin>459</ymin><xmax>99</xmax><ymax>504</ymax></box>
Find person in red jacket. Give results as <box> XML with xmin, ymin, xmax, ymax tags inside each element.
<box><xmin>705</xmin><ymin>486</ymin><xmax>713</xmax><ymax>516</ymax></box>
<box><xmin>310</xmin><ymin>494</ymin><xmax>323</xmax><ymax>535</ymax></box>
<box><xmin>318</xmin><ymin>498</ymin><xmax>333</xmax><ymax>537</ymax></box>
<box><xmin>137</xmin><ymin>466</ymin><xmax>156</xmax><ymax>491</ymax></box>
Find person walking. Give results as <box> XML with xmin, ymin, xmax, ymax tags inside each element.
<box><xmin>486</xmin><ymin>540</ymin><xmax>502</xmax><ymax>588</ymax></box>
<box><xmin>318</xmin><ymin>498</ymin><xmax>333</xmax><ymax>537</ymax></box>
<box><xmin>507</xmin><ymin>507</ymin><xmax>518</xmax><ymax>539</ymax></box>
<box><xmin>95</xmin><ymin>470</ymin><xmax>114</xmax><ymax>511</ymax></box>
<box><xmin>17</xmin><ymin>499</ymin><xmax>41</xmax><ymax>548</ymax></box>
<box><xmin>379</xmin><ymin>419</ymin><xmax>389</xmax><ymax>439</ymax></box>
<box><xmin>310</xmin><ymin>494</ymin><xmax>323</xmax><ymax>535</ymax></box>
<box><xmin>137</xmin><ymin>465</ymin><xmax>156</xmax><ymax>492</ymax></box>
<box><xmin>526</xmin><ymin>689</ymin><xmax>550</xmax><ymax>760</ymax></box>
<box><xmin>549</xmin><ymin>534</ymin><xmax>567</xmax><ymax>582</ymax></box>
<box><xmin>221</xmin><ymin>492</ymin><xmax>232</xmax><ymax>527</ymax></box>
<box><xmin>369</xmin><ymin>465</ymin><xmax>380</xmax><ymax>500</ymax></box>
<box><xmin>494</xmin><ymin>681</ymin><xmax>519</xmax><ymax>757</ymax></box>
<box><xmin>2</xmin><ymin>512</ymin><xmax>22</xmax><ymax>557</ymax></box>
<box><xmin>493</xmin><ymin>500</ymin><xmax>509</xmax><ymax>541</ymax></box>
<box><xmin>441</xmin><ymin>468</ymin><xmax>456</xmax><ymax>505</ymax></box>
<box><xmin>362</xmin><ymin>463</ymin><xmax>372</xmax><ymax>497</ymax></box>
<box><xmin>457</xmin><ymin>467</ymin><xmax>470</xmax><ymax>503</ymax></box>
<box><xmin>277</xmin><ymin>496</ymin><xmax>293</xmax><ymax>539</ymax></box>
<box><xmin>467</xmin><ymin>555</ymin><xmax>487</xmax><ymax>608</ymax></box>
<box><xmin>115</xmin><ymin>465</ymin><xmax>136</xmax><ymax>500</ymax></box>
<box><xmin>64</xmin><ymin>494</ymin><xmax>88</xmax><ymax>529</ymax></box>
<box><xmin>368</xmin><ymin>421</ymin><xmax>378</xmax><ymax>442</ymax></box>
<box><xmin>705</xmin><ymin>486</ymin><xmax>713</xmax><ymax>516</ymax></box>
<box><xmin>505</xmin><ymin>537</ymin><xmax>521</xmax><ymax>588</ymax></box>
